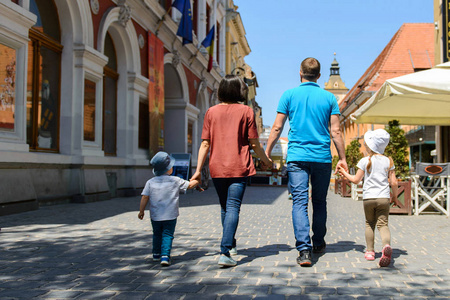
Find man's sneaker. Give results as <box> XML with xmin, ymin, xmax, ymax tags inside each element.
<box><xmin>160</xmin><ymin>256</ymin><xmax>171</xmax><ymax>266</ymax></box>
<box><xmin>297</xmin><ymin>250</ymin><xmax>312</xmax><ymax>267</ymax></box>
<box><xmin>229</xmin><ymin>247</ymin><xmax>238</xmax><ymax>256</ymax></box>
<box><xmin>379</xmin><ymin>244</ymin><xmax>392</xmax><ymax>267</ymax></box>
<box><xmin>218</xmin><ymin>254</ymin><xmax>237</xmax><ymax>267</ymax></box>
<box><xmin>152</xmin><ymin>254</ymin><xmax>161</xmax><ymax>262</ymax></box>
<box><xmin>312</xmin><ymin>242</ymin><xmax>326</xmax><ymax>254</ymax></box>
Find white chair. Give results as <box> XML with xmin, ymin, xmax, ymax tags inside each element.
<box><xmin>412</xmin><ymin>163</ymin><xmax>449</xmax><ymax>216</ymax></box>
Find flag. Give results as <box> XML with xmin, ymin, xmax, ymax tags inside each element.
<box><xmin>172</xmin><ymin>0</ymin><xmax>193</xmax><ymax>45</ymax></box>
<box><xmin>201</xmin><ymin>25</ymin><xmax>215</xmax><ymax>72</ymax></box>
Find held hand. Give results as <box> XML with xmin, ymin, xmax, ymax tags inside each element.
<box><xmin>334</xmin><ymin>160</ymin><xmax>348</xmax><ymax>175</ymax></box>
<box><xmin>195</xmin><ymin>185</ymin><xmax>205</xmax><ymax>192</ymax></box>
<box><xmin>138</xmin><ymin>211</ymin><xmax>144</xmax><ymax>220</ymax></box>
<box><xmin>390</xmin><ymin>197</ymin><xmax>401</xmax><ymax>208</ymax></box>
<box><xmin>190</xmin><ymin>171</ymin><xmax>202</xmax><ymax>183</ymax></box>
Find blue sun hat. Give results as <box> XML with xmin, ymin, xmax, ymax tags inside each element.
<box><xmin>150</xmin><ymin>151</ymin><xmax>175</xmax><ymax>176</ymax></box>
<box><xmin>364</xmin><ymin>129</ymin><xmax>390</xmax><ymax>154</ymax></box>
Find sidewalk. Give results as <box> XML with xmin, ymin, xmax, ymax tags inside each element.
<box><xmin>0</xmin><ymin>185</ymin><xmax>449</xmax><ymax>299</ymax></box>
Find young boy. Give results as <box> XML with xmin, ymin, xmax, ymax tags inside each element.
<box><xmin>138</xmin><ymin>151</ymin><xmax>202</xmax><ymax>266</ymax></box>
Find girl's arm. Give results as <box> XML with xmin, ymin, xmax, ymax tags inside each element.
<box><xmin>389</xmin><ymin>169</ymin><xmax>401</xmax><ymax>207</ymax></box>
<box><xmin>138</xmin><ymin>195</ymin><xmax>149</xmax><ymax>219</ymax></box>
<box><xmin>338</xmin><ymin>167</ymin><xmax>364</xmax><ymax>184</ymax></box>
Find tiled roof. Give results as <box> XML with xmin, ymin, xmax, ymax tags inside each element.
<box><xmin>339</xmin><ymin>23</ymin><xmax>434</xmax><ymax>112</ymax></box>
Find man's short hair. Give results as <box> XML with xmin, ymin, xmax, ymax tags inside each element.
<box><xmin>218</xmin><ymin>75</ymin><xmax>248</xmax><ymax>103</ymax></box>
<box><xmin>300</xmin><ymin>57</ymin><xmax>321</xmax><ymax>81</ymax></box>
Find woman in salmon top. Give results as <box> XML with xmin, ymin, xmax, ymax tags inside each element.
<box><xmin>192</xmin><ymin>75</ymin><xmax>272</xmax><ymax>267</ymax></box>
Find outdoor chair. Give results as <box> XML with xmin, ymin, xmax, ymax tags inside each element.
<box><xmin>412</xmin><ymin>163</ymin><xmax>450</xmax><ymax>216</ymax></box>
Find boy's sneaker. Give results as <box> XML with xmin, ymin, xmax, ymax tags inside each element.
<box><xmin>229</xmin><ymin>247</ymin><xmax>238</xmax><ymax>256</ymax></box>
<box><xmin>379</xmin><ymin>245</ymin><xmax>392</xmax><ymax>267</ymax></box>
<box><xmin>312</xmin><ymin>242</ymin><xmax>326</xmax><ymax>254</ymax></box>
<box><xmin>152</xmin><ymin>254</ymin><xmax>161</xmax><ymax>262</ymax></box>
<box><xmin>160</xmin><ymin>256</ymin><xmax>171</xmax><ymax>266</ymax></box>
<box><xmin>297</xmin><ymin>250</ymin><xmax>312</xmax><ymax>267</ymax></box>
<box><xmin>218</xmin><ymin>254</ymin><xmax>237</xmax><ymax>267</ymax></box>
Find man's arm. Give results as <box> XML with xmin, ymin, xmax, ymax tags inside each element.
<box><xmin>330</xmin><ymin>114</ymin><xmax>348</xmax><ymax>174</ymax></box>
<box><xmin>265</xmin><ymin>113</ymin><xmax>287</xmax><ymax>157</ymax></box>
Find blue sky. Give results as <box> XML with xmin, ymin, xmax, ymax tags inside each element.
<box><xmin>234</xmin><ymin>0</ymin><xmax>434</xmax><ymax>136</ymax></box>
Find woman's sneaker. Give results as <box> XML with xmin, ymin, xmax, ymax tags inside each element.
<box><xmin>218</xmin><ymin>254</ymin><xmax>237</xmax><ymax>267</ymax></box>
<box><xmin>364</xmin><ymin>251</ymin><xmax>375</xmax><ymax>261</ymax></box>
<box><xmin>229</xmin><ymin>247</ymin><xmax>238</xmax><ymax>256</ymax></box>
<box><xmin>160</xmin><ymin>256</ymin><xmax>171</xmax><ymax>266</ymax></box>
<box><xmin>379</xmin><ymin>245</ymin><xmax>392</xmax><ymax>267</ymax></box>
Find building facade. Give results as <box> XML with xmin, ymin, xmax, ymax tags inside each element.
<box><xmin>0</xmin><ymin>0</ymin><xmax>255</xmax><ymax>215</ymax></box>
<box><xmin>334</xmin><ymin>24</ymin><xmax>435</xmax><ymax>168</ymax></box>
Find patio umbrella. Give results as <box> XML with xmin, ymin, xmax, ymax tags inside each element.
<box><xmin>351</xmin><ymin>62</ymin><xmax>450</xmax><ymax>125</ymax></box>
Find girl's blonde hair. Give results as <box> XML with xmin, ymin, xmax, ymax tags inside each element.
<box><xmin>366</xmin><ymin>147</ymin><xmax>394</xmax><ymax>175</ymax></box>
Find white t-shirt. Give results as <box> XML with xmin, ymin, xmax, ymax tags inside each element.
<box><xmin>356</xmin><ymin>155</ymin><xmax>395</xmax><ymax>200</ymax></box>
<box><xmin>141</xmin><ymin>175</ymin><xmax>189</xmax><ymax>221</ymax></box>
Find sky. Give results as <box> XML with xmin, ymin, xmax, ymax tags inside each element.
<box><xmin>234</xmin><ymin>0</ymin><xmax>434</xmax><ymax>137</ymax></box>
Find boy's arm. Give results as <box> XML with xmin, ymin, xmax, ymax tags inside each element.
<box><xmin>138</xmin><ymin>195</ymin><xmax>149</xmax><ymax>219</ymax></box>
<box><xmin>339</xmin><ymin>167</ymin><xmax>364</xmax><ymax>184</ymax></box>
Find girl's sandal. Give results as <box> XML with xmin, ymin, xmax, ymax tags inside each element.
<box><xmin>364</xmin><ymin>251</ymin><xmax>375</xmax><ymax>261</ymax></box>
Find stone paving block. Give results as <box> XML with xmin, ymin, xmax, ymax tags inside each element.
<box><xmin>183</xmin><ymin>294</ymin><xmax>219</xmax><ymax>300</ymax></box>
<box><xmin>203</xmin><ymin>284</ymin><xmax>238</xmax><ymax>294</ymax></box>
<box><xmin>336</xmin><ymin>286</ymin><xmax>367</xmax><ymax>295</ymax></box>
<box><xmin>253</xmin><ymin>295</ymin><xmax>286</xmax><ymax>300</ymax></box>
<box><xmin>72</xmin><ymin>281</ymin><xmax>112</xmax><ymax>290</ymax></box>
<box><xmin>0</xmin><ymin>289</ymin><xmax>48</xmax><ymax>299</ymax></box>
<box><xmin>105</xmin><ymin>283</ymin><xmax>141</xmax><ymax>292</ymax></box>
<box><xmin>236</xmin><ymin>285</ymin><xmax>270</xmax><ymax>295</ymax></box>
<box><xmin>145</xmin><ymin>292</ymin><xmax>185</xmax><ymax>299</ymax></box>
<box><xmin>270</xmin><ymin>285</ymin><xmax>302</xmax><ymax>295</ymax></box>
<box><xmin>167</xmin><ymin>284</ymin><xmax>205</xmax><ymax>293</ymax></box>
<box><xmin>220</xmin><ymin>295</ymin><xmax>253</xmax><ymax>300</ymax></box>
<box><xmin>367</xmin><ymin>287</ymin><xmax>399</xmax><ymax>296</ymax></box>
<box><xmin>433</xmin><ymin>289</ymin><xmax>450</xmax><ymax>297</ymax></box>
<box><xmin>42</xmin><ymin>290</ymin><xmax>84</xmax><ymax>299</ymax></box>
<box><xmin>74</xmin><ymin>291</ymin><xmax>117</xmax><ymax>299</ymax></box>
<box><xmin>286</xmin><ymin>295</ymin><xmax>320</xmax><ymax>300</ymax></box>
<box><xmin>258</xmin><ymin>278</ymin><xmax>289</xmax><ymax>286</ymax></box>
<box><xmin>303</xmin><ymin>286</ymin><xmax>337</xmax><ymax>295</ymax></box>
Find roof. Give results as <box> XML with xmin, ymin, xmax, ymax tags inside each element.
<box><xmin>340</xmin><ymin>23</ymin><xmax>435</xmax><ymax>113</ymax></box>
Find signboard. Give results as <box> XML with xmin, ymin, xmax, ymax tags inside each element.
<box><xmin>444</xmin><ymin>0</ymin><xmax>450</xmax><ymax>62</ymax></box>
<box><xmin>171</xmin><ymin>153</ymin><xmax>191</xmax><ymax>181</ymax></box>
<box><xmin>148</xmin><ymin>32</ymin><xmax>165</xmax><ymax>156</ymax></box>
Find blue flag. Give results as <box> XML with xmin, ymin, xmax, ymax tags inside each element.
<box><xmin>172</xmin><ymin>0</ymin><xmax>193</xmax><ymax>45</ymax></box>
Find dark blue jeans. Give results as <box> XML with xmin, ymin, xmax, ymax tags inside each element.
<box><xmin>287</xmin><ymin>161</ymin><xmax>331</xmax><ymax>252</ymax></box>
<box><xmin>151</xmin><ymin>218</ymin><xmax>177</xmax><ymax>257</ymax></box>
<box><xmin>212</xmin><ymin>177</ymin><xmax>247</xmax><ymax>255</ymax></box>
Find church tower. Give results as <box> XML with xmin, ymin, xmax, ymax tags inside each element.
<box><xmin>324</xmin><ymin>53</ymin><xmax>348</xmax><ymax>105</ymax></box>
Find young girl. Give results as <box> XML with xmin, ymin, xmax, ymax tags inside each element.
<box><xmin>339</xmin><ymin>129</ymin><xmax>401</xmax><ymax>267</ymax></box>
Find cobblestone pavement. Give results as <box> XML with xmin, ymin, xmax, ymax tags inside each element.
<box><xmin>0</xmin><ymin>185</ymin><xmax>449</xmax><ymax>299</ymax></box>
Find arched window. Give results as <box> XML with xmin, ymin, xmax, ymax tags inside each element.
<box><xmin>103</xmin><ymin>32</ymin><xmax>118</xmax><ymax>156</ymax></box>
<box><xmin>27</xmin><ymin>0</ymin><xmax>63</xmax><ymax>151</ymax></box>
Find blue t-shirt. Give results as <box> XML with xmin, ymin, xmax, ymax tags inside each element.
<box><xmin>277</xmin><ymin>82</ymin><xmax>340</xmax><ymax>163</ymax></box>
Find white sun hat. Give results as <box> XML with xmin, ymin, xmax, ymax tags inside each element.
<box><xmin>364</xmin><ymin>129</ymin><xmax>390</xmax><ymax>154</ymax></box>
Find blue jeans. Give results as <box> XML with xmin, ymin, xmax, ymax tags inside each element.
<box><xmin>212</xmin><ymin>177</ymin><xmax>247</xmax><ymax>255</ymax></box>
<box><xmin>287</xmin><ymin>161</ymin><xmax>331</xmax><ymax>252</ymax></box>
<box><xmin>151</xmin><ymin>218</ymin><xmax>177</xmax><ymax>257</ymax></box>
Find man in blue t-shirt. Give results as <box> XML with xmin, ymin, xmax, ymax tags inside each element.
<box><xmin>265</xmin><ymin>57</ymin><xmax>348</xmax><ymax>267</ymax></box>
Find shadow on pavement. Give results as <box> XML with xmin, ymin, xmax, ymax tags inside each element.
<box><xmin>237</xmin><ymin>244</ymin><xmax>294</xmax><ymax>264</ymax></box>
<box><xmin>325</xmin><ymin>240</ymin><xmax>366</xmax><ymax>253</ymax></box>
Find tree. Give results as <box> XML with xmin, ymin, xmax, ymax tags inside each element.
<box><xmin>384</xmin><ymin>120</ymin><xmax>410</xmax><ymax>179</ymax></box>
<box><xmin>345</xmin><ymin>139</ymin><xmax>363</xmax><ymax>175</ymax></box>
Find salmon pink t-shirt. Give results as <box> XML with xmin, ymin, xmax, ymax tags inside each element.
<box><xmin>202</xmin><ymin>103</ymin><xmax>259</xmax><ymax>178</ymax></box>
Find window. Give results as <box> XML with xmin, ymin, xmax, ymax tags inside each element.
<box><xmin>103</xmin><ymin>33</ymin><xmax>118</xmax><ymax>156</ymax></box>
<box><xmin>27</xmin><ymin>0</ymin><xmax>62</xmax><ymax>151</ymax></box>
<box><xmin>0</xmin><ymin>44</ymin><xmax>16</xmax><ymax>132</ymax></box>
<box><xmin>158</xmin><ymin>0</ymin><xmax>171</xmax><ymax>11</ymax></box>
<box><xmin>216</xmin><ymin>22</ymin><xmax>220</xmax><ymax>65</ymax></box>
<box><xmin>139</xmin><ymin>98</ymin><xmax>149</xmax><ymax>149</ymax></box>
<box><xmin>83</xmin><ymin>79</ymin><xmax>96</xmax><ymax>141</ymax></box>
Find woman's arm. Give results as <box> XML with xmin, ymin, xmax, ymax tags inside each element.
<box><xmin>249</xmin><ymin>138</ymin><xmax>272</xmax><ymax>168</ymax></box>
<box><xmin>191</xmin><ymin>139</ymin><xmax>210</xmax><ymax>182</ymax></box>
<box><xmin>338</xmin><ymin>167</ymin><xmax>364</xmax><ymax>184</ymax></box>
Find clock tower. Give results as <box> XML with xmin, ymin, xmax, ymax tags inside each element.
<box><xmin>324</xmin><ymin>53</ymin><xmax>348</xmax><ymax>105</ymax></box>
